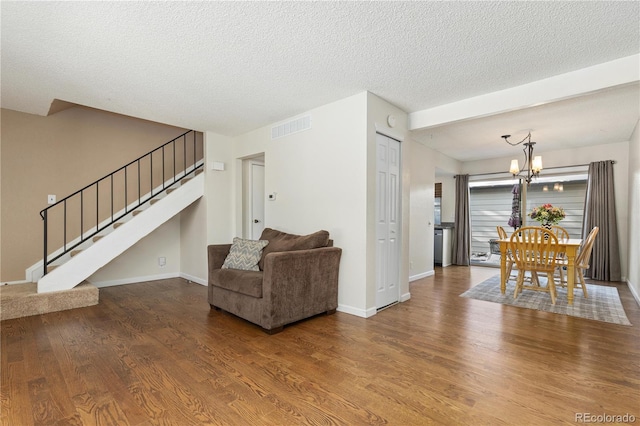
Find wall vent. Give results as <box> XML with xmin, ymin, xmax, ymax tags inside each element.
<box><xmin>271</xmin><ymin>115</ymin><xmax>311</xmax><ymax>140</ymax></box>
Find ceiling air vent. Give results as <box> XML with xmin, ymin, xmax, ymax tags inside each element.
<box><xmin>271</xmin><ymin>115</ymin><xmax>311</xmax><ymax>140</ymax></box>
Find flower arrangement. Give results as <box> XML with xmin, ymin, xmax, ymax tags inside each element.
<box><xmin>530</xmin><ymin>203</ymin><xmax>566</xmax><ymax>225</ymax></box>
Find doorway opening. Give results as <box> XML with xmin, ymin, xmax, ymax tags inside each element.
<box><xmin>242</xmin><ymin>155</ymin><xmax>265</xmax><ymax>239</ymax></box>
<box><xmin>469</xmin><ymin>172</ymin><xmax>588</xmax><ymax>267</ymax></box>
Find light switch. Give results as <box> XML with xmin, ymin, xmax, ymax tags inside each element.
<box><xmin>210</xmin><ymin>161</ymin><xmax>225</xmax><ymax>171</ymax></box>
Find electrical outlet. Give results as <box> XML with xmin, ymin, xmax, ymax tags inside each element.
<box><xmin>158</xmin><ymin>257</ymin><xmax>166</xmax><ymax>267</ymax></box>
<box><xmin>47</xmin><ymin>194</ymin><xmax>56</xmax><ymax>204</ymax></box>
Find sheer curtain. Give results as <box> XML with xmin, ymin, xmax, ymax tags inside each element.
<box><xmin>582</xmin><ymin>161</ymin><xmax>621</xmax><ymax>281</ymax></box>
<box><xmin>453</xmin><ymin>174</ymin><xmax>470</xmax><ymax>266</ymax></box>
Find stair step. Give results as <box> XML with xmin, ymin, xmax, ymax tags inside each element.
<box><xmin>70</xmin><ymin>250</ymin><xmax>82</xmax><ymax>257</ymax></box>
<box><xmin>93</xmin><ymin>235</ymin><xmax>104</xmax><ymax>242</ymax></box>
<box><xmin>166</xmin><ymin>188</ymin><xmax>177</xmax><ymax>194</ymax></box>
<box><xmin>150</xmin><ymin>199</ymin><xmax>160</xmax><ymax>205</ymax></box>
<box><xmin>114</xmin><ymin>222</ymin><xmax>124</xmax><ymax>229</ymax></box>
<box><xmin>182</xmin><ymin>177</ymin><xmax>192</xmax><ymax>184</ymax></box>
<box><xmin>195</xmin><ymin>169</ymin><xmax>204</xmax><ymax>176</ymax></box>
<box><xmin>132</xmin><ymin>210</ymin><xmax>143</xmax><ymax>216</ymax></box>
<box><xmin>0</xmin><ymin>282</ymin><xmax>99</xmax><ymax>321</ymax></box>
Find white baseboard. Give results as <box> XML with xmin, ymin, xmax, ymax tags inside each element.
<box><xmin>627</xmin><ymin>279</ymin><xmax>640</xmax><ymax>307</ymax></box>
<box><xmin>90</xmin><ymin>272</ymin><xmax>206</xmax><ymax>288</ymax></box>
<box><xmin>1</xmin><ymin>280</ymin><xmax>32</xmax><ymax>286</ymax></box>
<box><xmin>400</xmin><ymin>291</ymin><xmax>411</xmax><ymax>302</ymax></box>
<box><xmin>409</xmin><ymin>270</ymin><xmax>435</xmax><ymax>282</ymax></box>
<box><xmin>180</xmin><ymin>272</ymin><xmax>207</xmax><ymax>286</ymax></box>
<box><xmin>337</xmin><ymin>304</ymin><xmax>377</xmax><ymax>318</ymax></box>
<box><xmin>89</xmin><ymin>272</ymin><xmax>180</xmax><ymax>288</ymax></box>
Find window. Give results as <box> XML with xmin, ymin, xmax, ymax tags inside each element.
<box><xmin>525</xmin><ymin>173</ymin><xmax>588</xmax><ymax>239</ymax></box>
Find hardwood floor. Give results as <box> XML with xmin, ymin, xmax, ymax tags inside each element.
<box><xmin>2</xmin><ymin>267</ymin><xmax>639</xmax><ymax>425</ymax></box>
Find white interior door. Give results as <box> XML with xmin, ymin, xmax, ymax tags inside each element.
<box><xmin>376</xmin><ymin>133</ymin><xmax>401</xmax><ymax>309</ymax></box>
<box><xmin>250</xmin><ymin>163</ymin><xmax>265</xmax><ymax>239</ymax></box>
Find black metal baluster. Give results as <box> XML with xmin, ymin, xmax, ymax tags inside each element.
<box><xmin>96</xmin><ymin>183</ymin><xmax>99</xmax><ymax>233</ymax></box>
<box><xmin>162</xmin><ymin>145</ymin><xmax>165</xmax><ymax>190</ymax></box>
<box><xmin>43</xmin><ymin>209</ymin><xmax>48</xmax><ymax>276</ymax></box>
<box><xmin>111</xmin><ymin>174</ymin><xmax>114</xmax><ymax>223</ymax></box>
<box><xmin>150</xmin><ymin>153</ymin><xmax>153</xmax><ymax>199</ymax></box>
<box><xmin>137</xmin><ymin>159</ymin><xmax>141</xmax><ymax>207</ymax></box>
<box><xmin>81</xmin><ymin>190</ymin><xmax>84</xmax><ymax>241</ymax></box>
<box><xmin>125</xmin><ymin>166</ymin><xmax>129</xmax><ymax>214</ymax></box>
<box><xmin>64</xmin><ymin>199</ymin><xmax>67</xmax><ymax>251</ymax></box>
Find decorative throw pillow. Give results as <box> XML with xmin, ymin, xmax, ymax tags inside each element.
<box><xmin>221</xmin><ymin>238</ymin><xmax>269</xmax><ymax>271</ymax></box>
<box><xmin>258</xmin><ymin>228</ymin><xmax>330</xmax><ymax>270</ymax></box>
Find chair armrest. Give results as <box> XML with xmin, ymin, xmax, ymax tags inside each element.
<box><xmin>262</xmin><ymin>247</ymin><xmax>342</xmax><ymax>310</ymax></box>
<box><xmin>208</xmin><ymin>244</ymin><xmax>232</xmax><ymax>272</ymax></box>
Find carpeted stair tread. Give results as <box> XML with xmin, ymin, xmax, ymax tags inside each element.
<box><xmin>0</xmin><ymin>282</ymin><xmax>99</xmax><ymax>321</ymax></box>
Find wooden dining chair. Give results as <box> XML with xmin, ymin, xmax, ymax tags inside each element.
<box><xmin>499</xmin><ymin>226</ymin><xmax>542</xmax><ymax>286</ymax></box>
<box><xmin>556</xmin><ymin>226</ymin><xmax>599</xmax><ymax>298</ymax></box>
<box><xmin>509</xmin><ymin>226</ymin><xmax>561</xmax><ymax>304</ymax></box>
<box><xmin>496</xmin><ymin>226</ymin><xmax>515</xmax><ymax>282</ymax></box>
<box><xmin>549</xmin><ymin>225</ymin><xmax>570</xmax><ymax>282</ymax></box>
<box><xmin>550</xmin><ymin>225</ymin><xmax>570</xmax><ymax>240</ymax></box>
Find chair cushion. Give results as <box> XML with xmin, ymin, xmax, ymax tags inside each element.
<box><xmin>210</xmin><ymin>269</ymin><xmax>264</xmax><ymax>298</ymax></box>
<box><xmin>258</xmin><ymin>228</ymin><xmax>330</xmax><ymax>270</ymax></box>
<box><xmin>221</xmin><ymin>237</ymin><xmax>269</xmax><ymax>271</ymax></box>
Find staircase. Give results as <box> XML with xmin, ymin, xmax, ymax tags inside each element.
<box><xmin>1</xmin><ymin>131</ymin><xmax>204</xmax><ymax>320</ymax></box>
<box><xmin>38</xmin><ymin>169</ymin><xmax>204</xmax><ymax>293</ymax></box>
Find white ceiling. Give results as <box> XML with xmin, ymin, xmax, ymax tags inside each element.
<box><xmin>413</xmin><ymin>82</ymin><xmax>640</xmax><ymax>162</ymax></box>
<box><xmin>1</xmin><ymin>1</ymin><xmax>639</xmax><ymax>161</ymax></box>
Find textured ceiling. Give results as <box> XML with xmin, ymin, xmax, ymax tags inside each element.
<box><xmin>1</xmin><ymin>1</ymin><xmax>639</xmax><ymax>159</ymax></box>
<box><xmin>412</xmin><ymin>83</ymin><xmax>640</xmax><ymax>162</ymax></box>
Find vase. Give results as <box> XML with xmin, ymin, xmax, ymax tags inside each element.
<box><xmin>541</xmin><ymin>222</ymin><xmax>552</xmax><ymax>239</ymax></box>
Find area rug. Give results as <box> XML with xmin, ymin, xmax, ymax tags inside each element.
<box><xmin>460</xmin><ymin>275</ymin><xmax>631</xmax><ymax>326</ymax></box>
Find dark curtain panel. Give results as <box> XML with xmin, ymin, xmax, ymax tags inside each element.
<box><xmin>582</xmin><ymin>161</ymin><xmax>621</xmax><ymax>281</ymax></box>
<box><xmin>452</xmin><ymin>174</ymin><xmax>470</xmax><ymax>266</ymax></box>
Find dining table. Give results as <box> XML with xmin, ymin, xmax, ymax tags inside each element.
<box><xmin>497</xmin><ymin>236</ymin><xmax>583</xmax><ymax>305</ymax></box>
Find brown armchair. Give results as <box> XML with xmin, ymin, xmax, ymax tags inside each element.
<box><xmin>208</xmin><ymin>228</ymin><xmax>342</xmax><ymax>333</ymax></box>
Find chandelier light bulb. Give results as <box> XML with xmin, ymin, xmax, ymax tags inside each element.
<box><xmin>532</xmin><ymin>156</ymin><xmax>543</xmax><ymax>172</ymax></box>
<box><xmin>509</xmin><ymin>159</ymin><xmax>520</xmax><ymax>175</ymax></box>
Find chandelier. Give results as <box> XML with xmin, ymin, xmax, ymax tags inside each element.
<box><xmin>502</xmin><ymin>132</ymin><xmax>542</xmax><ymax>186</ymax></box>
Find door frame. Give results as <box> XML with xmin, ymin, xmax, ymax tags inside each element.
<box><xmin>243</xmin><ymin>157</ymin><xmax>265</xmax><ymax>239</ymax></box>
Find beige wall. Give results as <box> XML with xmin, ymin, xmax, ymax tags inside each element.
<box><xmin>0</xmin><ymin>106</ymin><xmax>188</xmax><ymax>282</ymax></box>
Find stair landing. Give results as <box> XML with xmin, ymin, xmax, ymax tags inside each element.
<box><xmin>0</xmin><ymin>282</ymin><xmax>99</xmax><ymax>321</ymax></box>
